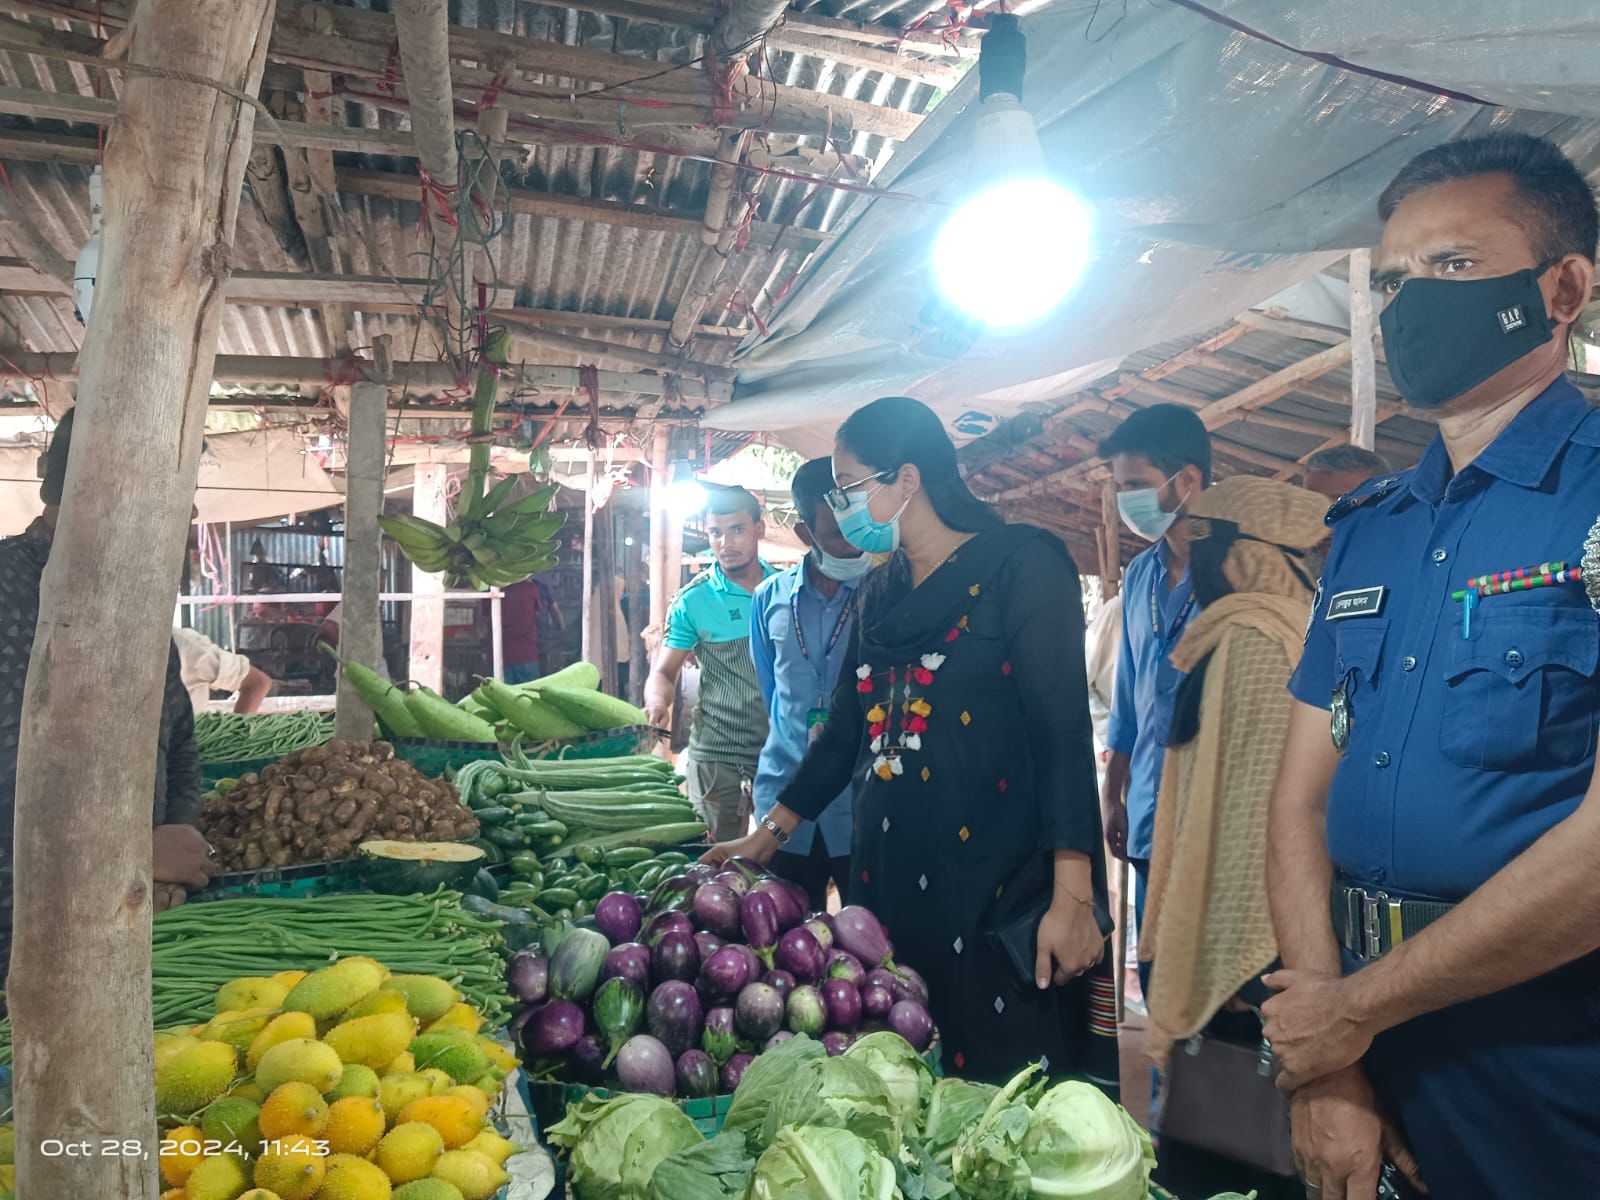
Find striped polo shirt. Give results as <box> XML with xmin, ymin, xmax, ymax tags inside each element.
<box><xmin>666</xmin><ymin>561</ymin><xmax>776</xmax><ymax>765</ymax></box>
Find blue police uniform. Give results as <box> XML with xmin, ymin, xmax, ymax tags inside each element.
<box><xmin>1290</xmin><ymin>377</ymin><xmax>1600</xmax><ymax>1197</ymax></box>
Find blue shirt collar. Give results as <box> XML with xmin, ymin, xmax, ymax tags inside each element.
<box><xmin>1408</xmin><ymin>376</ymin><xmax>1588</xmax><ymax>504</ymax></box>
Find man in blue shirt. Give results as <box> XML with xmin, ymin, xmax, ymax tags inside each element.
<box><xmin>1263</xmin><ymin>133</ymin><xmax>1600</xmax><ymax>1199</ymax></box>
<box><xmin>1098</xmin><ymin>404</ymin><xmax>1212</xmax><ymax>995</ymax></box>
<box><xmin>750</xmin><ymin>458</ymin><xmax>867</xmax><ymax>910</ymax></box>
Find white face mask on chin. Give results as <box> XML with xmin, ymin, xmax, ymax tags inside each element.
<box><xmin>813</xmin><ymin>546</ymin><xmax>872</xmax><ymax>581</ymax></box>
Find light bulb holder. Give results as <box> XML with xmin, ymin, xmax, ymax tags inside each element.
<box><xmin>979</xmin><ymin>13</ymin><xmax>1026</xmax><ymax>102</ymax></box>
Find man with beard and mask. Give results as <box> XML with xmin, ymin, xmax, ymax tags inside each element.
<box><xmin>646</xmin><ymin>484</ymin><xmax>777</xmax><ymax>841</ymax></box>
<box><xmin>1262</xmin><ymin>132</ymin><xmax>1600</xmax><ymax>1199</ymax></box>
<box><xmin>749</xmin><ymin>458</ymin><xmax>867</xmax><ymax>910</ymax></box>
<box><xmin>1098</xmin><ymin>403</ymin><xmax>1213</xmax><ymax>1005</ymax></box>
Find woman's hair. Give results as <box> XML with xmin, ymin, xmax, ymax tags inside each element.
<box><xmin>836</xmin><ymin>397</ymin><xmax>1003</xmax><ymax>533</ymax></box>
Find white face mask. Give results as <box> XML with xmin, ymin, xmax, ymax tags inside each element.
<box><xmin>1116</xmin><ymin>471</ymin><xmax>1187</xmax><ymax>542</ymax></box>
<box><xmin>813</xmin><ymin>546</ymin><xmax>872</xmax><ymax>582</ymax></box>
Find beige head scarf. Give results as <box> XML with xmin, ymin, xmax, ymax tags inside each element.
<box><xmin>1141</xmin><ymin>477</ymin><xmax>1327</xmax><ymax>1058</ymax></box>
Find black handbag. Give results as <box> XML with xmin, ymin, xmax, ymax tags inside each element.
<box><xmin>1153</xmin><ymin>1032</ymin><xmax>1297</xmax><ymax>1177</ymax></box>
<box><xmin>983</xmin><ymin>856</ymin><xmax>1114</xmax><ymax>992</ymax></box>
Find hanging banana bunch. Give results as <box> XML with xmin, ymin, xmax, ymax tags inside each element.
<box><xmin>379</xmin><ymin>327</ymin><xmax>567</xmax><ymax>589</ymax></box>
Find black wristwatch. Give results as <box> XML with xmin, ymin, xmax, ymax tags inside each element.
<box><xmin>759</xmin><ymin>816</ymin><xmax>790</xmax><ymax>845</ymax></box>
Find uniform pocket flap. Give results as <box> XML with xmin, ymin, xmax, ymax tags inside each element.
<box><xmin>1446</xmin><ymin>608</ymin><xmax>1599</xmax><ymax>684</ymax></box>
<box><xmin>1333</xmin><ymin>620</ymin><xmax>1388</xmax><ymax>687</ymax></box>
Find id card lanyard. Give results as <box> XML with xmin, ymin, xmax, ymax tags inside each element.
<box><xmin>794</xmin><ymin>583</ymin><xmax>854</xmax><ymax>744</ymax></box>
<box><xmin>1150</xmin><ymin>569</ymin><xmax>1196</xmax><ymax>648</ymax></box>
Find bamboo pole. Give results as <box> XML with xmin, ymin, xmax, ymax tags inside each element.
<box><xmin>582</xmin><ymin>447</ymin><xmax>597</xmax><ymax>680</ymax></box>
<box><xmin>594</xmin><ymin>500</ymin><xmax>620</xmax><ymax>696</ymax></box>
<box><xmin>10</xmin><ymin>2</ymin><xmax>273</xmax><ymax>1196</ymax></box>
<box><xmin>334</xmin><ymin>378</ymin><xmax>388</xmax><ymax>738</ymax></box>
<box><xmin>1348</xmin><ymin>248</ymin><xmax>1378</xmax><ymax>451</ymax></box>
<box><xmin>624</xmin><ymin>506</ymin><xmax>648</xmax><ymax>704</ymax></box>
<box><xmin>407</xmin><ymin>464</ymin><xmax>449</xmax><ymax>692</ymax></box>
<box><xmin>648</xmin><ymin>426</ymin><xmax>671</xmax><ymax>634</ymax></box>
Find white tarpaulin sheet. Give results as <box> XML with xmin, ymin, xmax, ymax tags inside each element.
<box><xmin>0</xmin><ymin>426</ymin><xmax>343</xmax><ymax>535</ymax></box>
<box><xmin>708</xmin><ymin>2</ymin><xmax>1600</xmax><ymax>450</ymax></box>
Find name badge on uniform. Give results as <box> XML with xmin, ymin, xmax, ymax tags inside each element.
<box><xmin>1325</xmin><ymin>586</ymin><xmax>1387</xmax><ymax>621</ymax></box>
<box><xmin>807</xmin><ymin>707</ymin><xmax>829</xmax><ymax>747</ymax></box>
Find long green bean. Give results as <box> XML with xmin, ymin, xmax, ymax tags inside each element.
<box><xmin>194</xmin><ymin>711</ymin><xmax>334</xmax><ymax>764</ymax></box>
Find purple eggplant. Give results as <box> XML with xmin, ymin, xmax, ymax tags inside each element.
<box><xmin>826</xmin><ymin>950</ymin><xmax>866</xmax><ymax>990</ymax></box>
<box><xmin>702</xmin><ymin>1005</ymin><xmax>739</xmax><ymax>1065</ymax></box>
<box><xmin>505</xmin><ymin>951</ymin><xmax>549</xmax><ymax>1005</ymax></box>
<box><xmin>692</xmin><ymin>882</ymin><xmax>744</xmax><ymax>940</ymax></box>
<box><xmin>821</xmin><ymin>978</ymin><xmax>862</xmax><ymax>1032</ymax></box>
<box><xmin>832</xmin><ymin>905</ymin><xmax>896</xmax><ymax>969</ymax></box>
<box><xmin>888</xmin><ymin>964</ymin><xmax>931</xmax><ymax>1008</ymax></box>
<box><xmin>785</xmin><ymin>984</ymin><xmax>827</xmax><ymax>1037</ymax></box>
<box><xmin>676</xmin><ymin>1049</ymin><xmax>719</xmax><ymax>1099</ymax></box>
<box><xmin>594</xmin><ymin>892</ymin><xmax>644</xmax><ymax>945</ymax></box>
<box><xmin>721</xmin><ymin>1051</ymin><xmax>756</xmax><ymax>1092</ymax></box>
<box><xmin>694</xmin><ymin>931</ymin><xmax>727</xmax><ymax>962</ymax></box>
<box><xmin>763</xmin><ymin>969</ymin><xmax>796</xmax><ymax>1001</ymax></box>
<box><xmin>712</xmin><ymin>870</ymin><xmax>751</xmax><ymax>898</ymax></box>
<box><xmin>593</xmin><ymin>976</ymin><xmax>646</xmax><ymax>1067</ymax></box>
<box><xmin>726</xmin><ymin>855</ymin><xmax>772</xmax><ymax>884</ymax></box>
<box><xmin>803</xmin><ymin>916</ymin><xmax>835</xmax><ymax>956</ymax></box>
<box><xmin>764</xmin><ymin>1031</ymin><xmax>796</xmax><ymax>1051</ymax></box>
<box><xmin>889</xmin><ymin>1000</ymin><xmax>935</xmax><ymax>1052</ymax></box>
<box><xmin>647</xmin><ymin>980</ymin><xmax>706</xmax><ymax>1058</ymax></box>
<box><xmin>568</xmin><ymin>1033</ymin><xmax>607</xmax><ymax>1084</ymax></box>
<box><xmin>616</xmin><ymin>1034</ymin><xmax>677</xmax><ymax>1096</ymax></box>
<box><xmin>821</xmin><ymin>1031</ymin><xmax>854</xmax><ymax>1057</ymax></box>
<box><xmin>776</xmin><ymin>927</ymin><xmax>826</xmax><ymax>983</ymax></box>
<box><xmin>751</xmin><ymin>878</ymin><xmax>805</xmax><ymax>933</ymax></box>
<box><xmin>600</xmin><ymin>942</ymin><xmax>652</xmax><ymax>993</ymax></box>
<box><xmin>652</xmin><ymin>929</ymin><xmax>702</xmax><ymax>986</ymax></box>
<box><xmin>731</xmin><ymin>943</ymin><xmax>763</xmax><ymax>985</ymax></box>
<box><xmin>549</xmin><ymin>928</ymin><xmax>610</xmax><ymax>1003</ymax></box>
<box><xmin>646</xmin><ymin>874</ymin><xmax>698</xmax><ymax>915</ymax></box>
<box><xmin>741</xmin><ymin>891</ymin><xmax>781</xmax><ymax>968</ymax></box>
<box><xmin>684</xmin><ymin>862</ymin><xmax>718</xmax><ymax>886</ymax></box>
<box><xmin>509</xmin><ymin>1002</ymin><xmax>540</xmax><ymax>1046</ymax></box>
<box><xmin>701</xmin><ymin>945</ymin><xmax>753</xmax><ymax>999</ymax></box>
<box><xmin>734</xmin><ymin>982</ymin><xmax>784</xmax><ymax>1043</ymax></box>
<box><xmin>861</xmin><ymin>983</ymin><xmax>894</xmax><ymax>1021</ymax></box>
<box><xmin>643</xmin><ymin>910</ymin><xmax>695</xmax><ymax>948</ymax></box>
<box><xmin>522</xmin><ymin>1000</ymin><xmax>586</xmax><ymax>1058</ymax></box>
<box><xmin>864</xmin><ymin>967</ymin><xmax>896</xmax><ymax>994</ymax></box>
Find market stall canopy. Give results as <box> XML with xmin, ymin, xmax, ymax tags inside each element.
<box><xmin>0</xmin><ymin>426</ymin><xmax>343</xmax><ymax>534</ymax></box>
<box><xmin>708</xmin><ymin>2</ymin><xmax>1600</xmax><ymax>454</ymax></box>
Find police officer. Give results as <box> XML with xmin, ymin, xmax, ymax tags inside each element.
<box><xmin>1260</xmin><ymin>132</ymin><xmax>1600</xmax><ymax>1200</ymax></box>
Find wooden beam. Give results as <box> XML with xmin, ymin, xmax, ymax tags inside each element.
<box><xmin>1110</xmin><ymin>373</ymin><xmax>1209</xmax><ymax>409</ymax></box>
<box><xmin>763</xmin><ymin>29</ymin><xmax>966</xmax><ymax>86</ymax></box>
<box><xmin>500</xmin><ymin>320</ymin><xmax>733</xmax><ymax>378</ymax></box>
<box><xmin>1348</xmin><ymin>249</ymin><xmax>1378</xmax><ymax>450</ymax></box>
<box><xmin>1236</xmin><ymin>306</ymin><xmax>1388</xmax><ymax>363</ymax></box>
<box><xmin>11</xmin><ymin>1</ymin><xmax>274</xmax><ymax>1196</ymax></box>
<box><xmin>335</xmin><ymin>378</ymin><xmax>388</xmax><ymax>738</ymax></box>
<box><xmin>336</xmin><ymin>166</ymin><xmax>827</xmax><ymax>248</ymax></box>
<box><xmin>1099</xmin><ymin>323</ymin><xmax>1252</xmax><ymax>399</ymax></box>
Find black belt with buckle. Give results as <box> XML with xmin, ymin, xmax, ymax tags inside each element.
<box><xmin>1331</xmin><ymin>880</ymin><xmax>1456</xmax><ymax>962</ymax></box>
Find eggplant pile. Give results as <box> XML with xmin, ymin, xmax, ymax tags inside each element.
<box><xmin>504</xmin><ymin>856</ymin><xmax>936</xmax><ymax>1099</ymax></box>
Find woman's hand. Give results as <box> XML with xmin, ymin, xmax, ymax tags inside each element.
<box><xmin>1034</xmin><ymin>898</ymin><xmax>1106</xmax><ymax>988</ymax></box>
<box><xmin>700</xmin><ymin>831</ymin><xmax>778</xmax><ymax>868</ymax></box>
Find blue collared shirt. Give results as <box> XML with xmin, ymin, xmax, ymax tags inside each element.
<box><xmin>1291</xmin><ymin>377</ymin><xmax>1600</xmax><ymax>900</ymax></box>
<box><xmin>1107</xmin><ymin>540</ymin><xmax>1196</xmax><ymax>862</ymax></box>
<box><xmin>750</xmin><ymin>559</ymin><xmax>858</xmax><ymax>857</ymax></box>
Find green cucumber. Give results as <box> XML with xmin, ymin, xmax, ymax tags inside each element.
<box><xmin>636</xmin><ymin>865</ymin><xmax>665</xmax><ymax>891</ymax></box>
<box><xmin>599</xmin><ymin>847</ymin><xmax>654</xmax><ymax>868</ymax></box>
<box><xmin>520</xmin><ymin>819</ymin><xmax>568</xmax><ymax>839</ymax></box>
<box><xmin>483</xmin><ymin>826</ymin><xmax>527</xmax><ymax>851</ymax></box>
<box><xmin>474</xmin><ymin>806</ymin><xmax>516</xmax><ymax>827</ymax></box>
<box><xmin>538</xmin><ymin>887</ymin><xmax>581</xmax><ymax>909</ymax></box>
<box><xmin>509</xmin><ymin>852</ymin><xmax>543</xmax><ymax>879</ymax></box>
<box><xmin>651</xmin><ymin>852</ymin><xmax>691</xmax><ymax>866</ymax></box>
<box><xmin>545</xmin><ymin>821</ymin><xmax>709</xmax><ymax>860</ymax></box>
<box><xmin>576</xmin><ymin>877</ymin><xmax>609</xmax><ymax>901</ymax></box>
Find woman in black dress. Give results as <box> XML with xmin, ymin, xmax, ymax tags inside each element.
<box><xmin>705</xmin><ymin>397</ymin><xmax>1117</xmax><ymax>1089</ymax></box>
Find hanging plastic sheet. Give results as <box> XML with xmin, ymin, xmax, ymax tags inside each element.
<box><xmin>707</xmin><ymin>2</ymin><xmax>1600</xmax><ymax>447</ymax></box>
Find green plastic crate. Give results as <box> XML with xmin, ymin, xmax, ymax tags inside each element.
<box><xmin>185</xmin><ymin>859</ymin><xmax>365</xmax><ymax>903</ymax></box>
<box><xmin>394</xmin><ymin>726</ymin><xmax>658</xmax><ymax>778</ymax></box>
<box><xmin>200</xmin><ymin>756</ymin><xmax>278</xmax><ymax>789</ymax></box>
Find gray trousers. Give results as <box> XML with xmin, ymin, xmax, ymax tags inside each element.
<box><xmin>686</xmin><ymin>756</ymin><xmax>755</xmax><ymax>842</ymax></box>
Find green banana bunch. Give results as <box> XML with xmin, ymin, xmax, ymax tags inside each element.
<box><xmin>379</xmin><ymin>479</ymin><xmax>564</xmax><ymax>591</ymax></box>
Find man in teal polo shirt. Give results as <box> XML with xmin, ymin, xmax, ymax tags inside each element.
<box><xmin>645</xmin><ymin>484</ymin><xmax>777</xmax><ymax>840</ymax></box>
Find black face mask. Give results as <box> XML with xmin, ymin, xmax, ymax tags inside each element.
<box><xmin>1379</xmin><ymin>266</ymin><xmax>1556</xmax><ymax>409</ymax></box>
<box><xmin>1190</xmin><ymin>519</ymin><xmax>1315</xmax><ymax>608</ymax></box>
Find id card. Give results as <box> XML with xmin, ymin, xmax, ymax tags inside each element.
<box><xmin>806</xmin><ymin>707</ymin><xmax>829</xmax><ymax>746</ymax></box>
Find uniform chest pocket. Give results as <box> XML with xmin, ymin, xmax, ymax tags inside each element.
<box><xmin>1439</xmin><ymin>609</ymin><xmax>1599</xmax><ymax>770</ymax></box>
<box><xmin>1334</xmin><ymin>621</ymin><xmax>1388</xmax><ymax>692</ymax></box>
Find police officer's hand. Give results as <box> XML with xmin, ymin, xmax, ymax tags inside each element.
<box><xmin>1289</xmin><ymin>1066</ymin><xmax>1384</xmax><ymax>1200</ymax></box>
<box><xmin>1100</xmin><ymin>795</ymin><xmax>1128</xmax><ymax>861</ymax></box>
<box><xmin>1261</xmin><ymin>967</ymin><xmax>1374</xmax><ymax>1091</ymax></box>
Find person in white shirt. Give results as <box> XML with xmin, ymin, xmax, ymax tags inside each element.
<box><xmin>173</xmin><ymin>627</ymin><xmax>273</xmax><ymax>715</ymax></box>
<box><xmin>1085</xmin><ymin>589</ymin><xmax>1123</xmax><ymax>759</ymax></box>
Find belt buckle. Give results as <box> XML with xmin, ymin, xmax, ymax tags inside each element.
<box><xmin>1342</xmin><ymin>887</ymin><xmax>1362</xmax><ymax>954</ymax></box>
<box><xmin>1363</xmin><ymin>891</ymin><xmax>1386</xmax><ymax>960</ymax></box>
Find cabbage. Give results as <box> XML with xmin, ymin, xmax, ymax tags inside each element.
<box><xmin>547</xmin><ymin>1092</ymin><xmax>703</xmax><ymax>1200</ymax></box>
<box><xmin>759</xmin><ymin>1054</ymin><xmax>905</xmax><ymax>1158</ymax></box>
<box><xmin>723</xmin><ymin>1034</ymin><xmax>830</xmax><ymax>1147</ymax></box>
<box><xmin>749</xmin><ymin>1125</ymin><xmax>900</xmax><ymax>1200</ymax></box>
<box><xmin>922</xmin><ymin>1078</ymin><xmax>1000</xmax><ymax>1166</ymax></box>
<box><xmin>951</xmin><ymin>1065</ymin><xmax>1153</xmax><ymax>1200</ymax></box>
<box><xmin>844</xmin><ymin>1032</ymin><xmax>935</xmax><ymax>1137</ymax></box>
<box><xmin>649</xmin><ymin>1131</ymin><xmax>757</xmax><ymax>1200</ymax></box>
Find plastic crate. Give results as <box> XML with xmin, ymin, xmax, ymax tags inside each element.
<box><xmin>394</xmin><ymin>726</ymin><xmax>658</xmax><ymax>778</ymax></box>
<box><xmin>200</xmin><ymin>757</ymin><xmax>278</xmax><ymax>789</ymax></box>
<box><xmin>185</xmin><ymin>859</ymin><xmax>365</xmax><ymax>903</ymax></box>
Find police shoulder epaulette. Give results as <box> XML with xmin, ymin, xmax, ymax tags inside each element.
<box><xmin>1324</xmin><ymin>472</ymin><xmax>1407</xmax><ymax>527</ymax></box>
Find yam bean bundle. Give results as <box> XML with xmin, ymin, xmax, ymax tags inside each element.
<box><xmin>199</xmin><ymin>739</ymin><xmax>479</xmax><ymax>872</ymax></box>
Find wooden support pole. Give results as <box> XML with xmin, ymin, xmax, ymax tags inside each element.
<box><xmin>624</xmin><ymin>507</ymin><xmax>648</xmax><ymax>704</ymax></box>
<box><xmin>10</xmin><ymin>2</ymin><xmax>273</xmax><ymax>1197</ymax></box>
<box><xmin>648</xmin><ymin>426</ymin><xmax>671</xmax><ymax>635</ymax></box>
<box><xmin>1348</xmin><ymin>248</ymin><xmax>1378</xmax><ymax>451</ymax></box>
<box><xmin>1099</xmin><ymin>479</ymin><xmax>1121</xmax><ymax>599</ymax></box>
<box><xmin>335</xmin><ymin>378</ymin><xmax>388</xmax><ymax>738</ymax></box>
<box><xmin>593</xmin><ymin>500</ymin><xmax>620</xmax><ymax>696</ymax></box>
<box><xmin>408</xmin><ymin>464</ymin><xmax>449</xmax><ymax>693</ymax></box>
<box><xmin>582</xmin><ymin>448</ymin><xmax>597</xmax><ymax>680</ymax></box>
<box><xmin>669</xmin><ymin>133</ymin><xmax>748</xmax><ymax>348</ymax></box>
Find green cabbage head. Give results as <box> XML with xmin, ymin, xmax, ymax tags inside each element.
<box><xmin>844</xmin><ymin>1032</ymin><xmax>936</xmax><ymax>1138</ymax></box>
<box><xmin>749</xmin><ymin>1125</ymin><xmax>901</xmax><ymax>1200</ymax></box>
